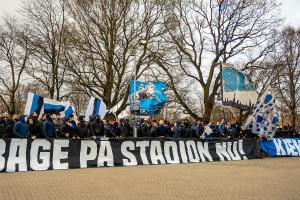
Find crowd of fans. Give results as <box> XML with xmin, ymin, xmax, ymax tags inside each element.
<box><xmin>0</xmin><ymin>112</ymin><xmax>299</xmax><ymax>139</ymax></box>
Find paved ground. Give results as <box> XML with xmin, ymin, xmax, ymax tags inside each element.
<box><xmin>1</xmin><ymin>158</ymin><xmax>300</xmax><ymax>200</ymax></box>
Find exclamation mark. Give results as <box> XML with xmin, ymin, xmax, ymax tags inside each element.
<box><xmin>239</xmin><ymin>140</ymin><xmax>247</xmax><ymax>160</ymax></box>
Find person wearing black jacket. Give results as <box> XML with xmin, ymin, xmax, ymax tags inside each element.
<box><xmin>87</xmin><ymin>115</ymin><xmax>95</xmax><ymax>138</ymax></box>
<box><xmin>156</xmin><ymin>120</ymin><xmax>168</xmax><ymax>137</ymax></box>
<box><xmin>30</xmin><ymin>112</ymin><xmax>39</xmax><ymax>124</ymax></box>
<box><xmin>59</xmin><ymin>117</ymin><xmax>73</xmax><ymax>138</ymax></box>
<box><xmin>119</xmin><ymin>119</ymin><xmax>132</xmax><ymax>137</ymax></box>
<box><xmin>75</xmin><ymin>116</ymin><xmax>90</xmax><ymax>139</ymax></box>
<box><xmin>104</xmin><ymin>113</ymin><xmax>118</xmax><ymax>138</ymax></box>
<box><xmin>91</xmin><ymin>115</ymin><xmax>105</xmax><ymax>139</ymax></box>
<box><xmin>0</xmin><ymin>116</ymin><xmax>7</xmax><ymax>138</ymax></box>
<box><xmin>27</xmin><ymin>117</ymin><xmax>40</xmax><ymax>140</ymax></box>
<box><xmin>1</xmin><ymin>112</ymin><xmax>14</xmax><ymax>138</ymax></box>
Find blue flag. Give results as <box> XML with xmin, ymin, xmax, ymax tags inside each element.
<box><xmin>222</xmin><ymin>64</ymin><xmax>258</xmax><ymax>109</ymax></box>
<box><xmin>129</xmin><ymin>81</ymin><xmax>167</xmax><ymax>115</ymax></box>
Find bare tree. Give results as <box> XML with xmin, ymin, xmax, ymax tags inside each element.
<box><xmin>153</xmin><ymin>0</ymin><xmax>281</xmax><ymax>121</ymax></box>
<box><xmin>0</xmin><ymin>18</ymin><xmax>30</xmax><ymax>113</ymax></box>
<box><xmin>65</xmin><ymin>0</ymin><xmax>164</xmax><ymax>115</ymax></box>
<box><xmin>21</xmin><ymin>0</ymin><xmax>69</xmax><ymax>100</ymax></box>
<box><xmin>275</xmin><ymin>27</ymin><xmax>300</xmax><ymax>127</ymax></box>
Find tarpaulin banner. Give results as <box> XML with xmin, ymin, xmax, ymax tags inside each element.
<box><xmin>129</xmin><ymin>80</ymin><xmax>167</xmax><ymax>115</ymax></box>
<box><xmin>260</xmin><ymin>138</ymin><xmax>300</xmax><ymax>157</ymax></box>
<box><xmin>0</xmin><ymin>138</ymin><xmax>257</xmax><ymax>173</ymax></box>
<box><xmin>222</xmin><ymin>64</ymin><xmax>258</xmax><ymax>110</ymax></box>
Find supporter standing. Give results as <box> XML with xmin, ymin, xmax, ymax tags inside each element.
<box><xmin>218</xmin><ymin>119</ymin><xmax>225</xmax><ymax>137</ymax></box>
<box><xmin>75</xmin><ymin>116</ymin><xmax>90</xmax><ymax>139</ymax></box>
<box><xmin>119</xmin><ymin>119</ymin><xmax>132</xmax><ymax>137</ymax></box>
<box><xmin>149</xmin><ymin>120</ymin><xmax>158</xmax><ymax>137</ymax></box>
<box><xmin>0</xmin><ymin>112</ymin><xmax>14</xmax><ymax>138</ymax></box>
<box><xmin>60</xmin><ymin>117</ymin><xmax>73</xmax><ymax>138</ymax></box>
<box><xmin>30</xmin><ymin>112</ymin><xmax>39</xmax><ymax>124</ymax></box>
<box><xmin>13</xmin><ymin>114</ymin><xmax>29</xmax><ymax>138</ymax></box>
<box><xmin>191</xmin><ymin>122</ymin><xmax>198</xmax><ymax>138</ymax></box>
<box><xmin>54</xmin><ymin>114</ymin><xmax>64</xmax><ymax>137</ymax></box>
<box><xmin>91</xmin><ymin>115</ymin><xmax>105</xmax><ymax>139</ymax></box>
<box><xmin>28</xmin><ymin>117</ymin><xmax>40</xmax><ymax>140</ymax></box>
<box><xmin>43</xmin><ymin>114</ymin><xmax>56</xmax><ymax>138</ymax></box>
<box><xmin>156</xmin><ymin>120</ymin><xmax>168</xmax><ymax>137</ymax></box>
<box><xmin>173</xmin><ymin>121</ymin><xmax>182</xmax><ymax>138</ymax></box>
<box><xmin>38</xmin><ymin>114</ymin><xmax>47</xmax><ymax>137</ymax></box>
<box><xmin>104</xmin><ymin>113</ymin><xmax>118</xmax><ymax>138</ymax></box>
<box><xmin>195</xmin><ymin>122</ymin><xmax>204</xmax><ymax>138</ymax></box>
<box><xmin>87</xmin><ymin>115</ymin><xmax>95</xmax><ymax>137</ymax></box>
<box><xmin>164</xmin><ymin>120</ymin><xmax>171</xmax><ymax>137</ymax></box>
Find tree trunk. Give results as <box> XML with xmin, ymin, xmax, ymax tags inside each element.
<box><xmin>9</xmin><ymin>94</ymin><xmax>16</xmax><ymax>114</ymax></box>
<box><xmin>291</xmin><ymin>109</ymin><xmax>296</xmax><ymax>128</ymax></box>
<box><xmin>49</xmin><ymin>88</ymin><xmax>55</xmax><ymax>99</ymax></box>
<box><xmin>203</xmin><ymin>87</ymin><xmax>214</xmax><ymax>122</ymax></box>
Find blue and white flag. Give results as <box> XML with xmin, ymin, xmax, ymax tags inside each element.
<box><xmin>243</xmin><ymin>89</ymin><xmax>280</xmax><ymax>139</ymax></box>
<box><xmin>222</xmin><ymin>63</ymin><xmax>258</xmax><ymax>109</ymax></box>
<box><xmin>42</xmin><ymin>98</ymin><xmax>75</xmax><ymax>117</ymax></box>
<box><xmin>84</xmin><ymin>97</ymin><xmax>107</xmax><ymax>121</ymax></box>
<box><xmin>129</xmin><ymin>80</ymin><xmax>167</xmax><ymax>115</ymax></box>
<box><xmin>24</xmin><ymin>92</ymin><xmax>75</xmax><ymax>117</ymax></box>
<box><xmin>24</xmin><ymin>92</ymin><xmax>44</xmax><ymax>116</ymax></box>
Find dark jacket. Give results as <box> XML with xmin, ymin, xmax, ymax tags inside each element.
<box><xmin>119</xmin><ymin>122</ymin><xmax>132</xmax><ymax>137</ymax></box>
<box><xmin>174</xmin><ymin>125</ymin><xmax>182</xmax><ymax>138</ymax></box>
<box><xmin>149</xmin><ymin>126</ymin><xmax>158</xmax><ymax>137</ymax></box>
<box><xmin>54</xmin><ymin>119</ymin><xmax>64</xmax><ymax>137</ymax></box>
<box><xmin>104</xmin><ymin>124</ymin><xmax>118</xmax><ymax>137</ymax></box>
<box><xmin>28</xmin><ymin>122</ymin><xmax>40</xmax><ymax>137</ymax></box>
<box><xmin>13</xmin><ymin>115</ymin><xmax>29</xmax><ymax>138</ymax></box>
<box><xmin>76</xmin><ymin>121</ymin><xmax>90</xmax><ymax>138</ymax></box>
<box><xmin>92</xmin><ymin>119</ymin><xmax>105</xmax><ymax>137</ymax></box>
<box><xmin>43</xmin><ymin>119</ymin><xmax>56</xmax><ymax>138</ymax></box>
<box><xmin>156</xmin><ymin>125</ymin><xmax>168</xmax><ymax>137</ymax></box>
<box><xmin>59</xmin><ymin>122</ymin><xmax>73</xmax><ymax>138</ymax></box>
<box><xmin>0</xmin><ymin>118</ymin><xmax>14</xmax><ymax>138</ymax></box>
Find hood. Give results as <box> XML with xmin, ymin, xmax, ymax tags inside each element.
<box><xmin>19</xmin><ymin>115</ymin><xmax>26</xmax><ymax>122</ymax></box>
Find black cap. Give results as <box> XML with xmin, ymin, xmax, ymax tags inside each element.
<box><xmin>78</xmin><ymin>115</ymin><xmax>85</xmax><ymax>121</ymax></box>
<box><xmin>105</xmin><ymin>113</ymin><xmax>116</xmax><ymax>121</ymax></box>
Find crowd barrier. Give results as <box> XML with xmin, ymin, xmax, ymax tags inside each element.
<box><xmin>0</xmin><ymin>138</ymin><xmax>257</xmax><ymax>173</ymax></box>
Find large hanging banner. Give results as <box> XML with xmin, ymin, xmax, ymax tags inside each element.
<box><xmin>0</xmin><ymin>138</ymin><xmax>257</xmax><ymax>173</ymax></box>
<box><xmin>260</xmin><ymin>138</ymin><xmax>300</xmax><ymax>157</ymax></box>
<box><xmin>222</xmin><ymin>64</ymin><xmax>258</xmax><ymax>110</ymax></box>
<box><xmin>129</xmin><ymin>80</ymin><xmax>167</xmax><ymax>115</ymax></box>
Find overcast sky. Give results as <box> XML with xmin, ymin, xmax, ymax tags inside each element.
<box><xmin>0</xmin><ymin>0</ymin><xmax>300</xmax><ymax>27</ymax></box>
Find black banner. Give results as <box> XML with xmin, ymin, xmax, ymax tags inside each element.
<box><xmin>0</xmin><ymin>138</ymin><xmax>257</xmax><ymax>173</ymax></box>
